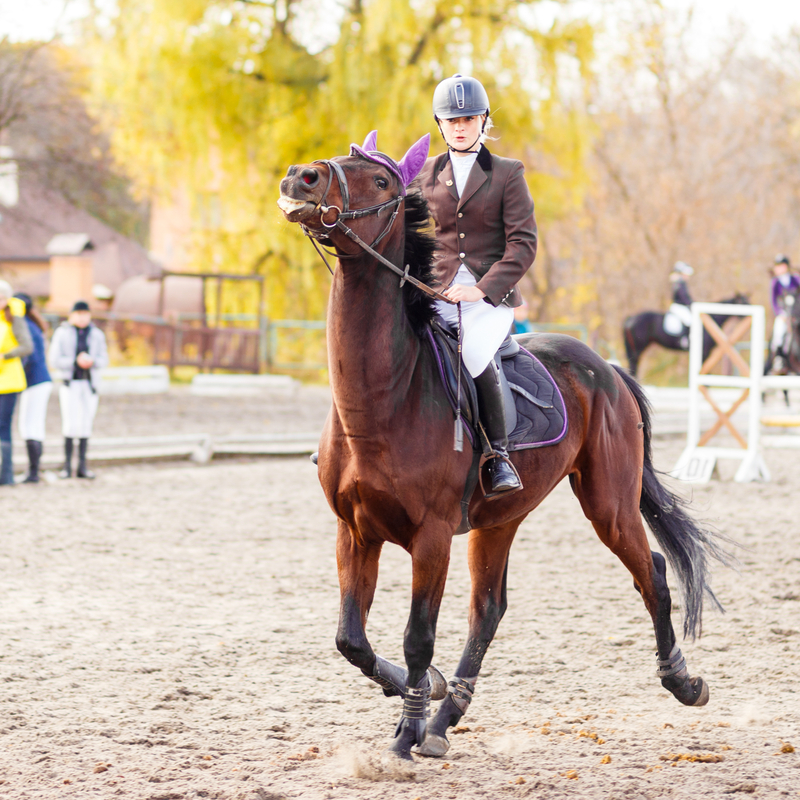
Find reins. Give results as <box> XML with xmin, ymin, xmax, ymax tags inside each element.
<box><xmin>299</xmin><ymin>155</ymin><xmax>466</xmax><ymax>451</ymax></box>
<box><xmin>300</xmin><ymin>157</ymin><xmax>453</xmax><ymax>305</ymax></box>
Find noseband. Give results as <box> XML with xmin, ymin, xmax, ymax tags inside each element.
<box><xmin>299</xmin><ymin>157</ymin><xmax>451</xmax><ymax>304</ymax></box>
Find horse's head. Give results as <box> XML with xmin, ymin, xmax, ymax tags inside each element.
<box><xmin>788</xmin><ymin>288</ymin><xmax>800</xmax><ymax>322</ymax></box>
<box><xmin>278</xmin><ymin>131</ymin><xmax>430</xmax><ymax>252</ymax></box>
<box><xmin>731</xmin><ymin>292</ymin><xmax>750</xmax><ymax>305</ymax></box>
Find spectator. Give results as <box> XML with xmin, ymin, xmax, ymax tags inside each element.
<box><xmin>14</xmin><ymin>293</ymin><xmax>53</xmax><ymax>483</ymax></box>
<box><xmin>48</xmin><ymin>301</ymin><xmax>108</xmax><ymax>479</ymax></box>
<box><xmin>0</xmin><ymin>280</ymin><xmax>34</xmax><ymax>486</ymax></box>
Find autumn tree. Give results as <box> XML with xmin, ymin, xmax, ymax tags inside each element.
<box><xmin>0</xmin><ymin>37</ymin><xmax>148</xmax><ymax>242</ymax></box>
<box><xmin>541</xmin><ymin>1</ymin><xmax>800</xmax><ymax>372</ymax></box>
<box><xmin>85</xmin><ymin>0</ymin><xmax>596</xmax><ymax>320</ymax></box>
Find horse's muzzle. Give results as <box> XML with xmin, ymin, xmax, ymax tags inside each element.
<box><xmin>278</xmin><ymin>167</ymin><xmax>323</xmax><ymax>221</ymax></box>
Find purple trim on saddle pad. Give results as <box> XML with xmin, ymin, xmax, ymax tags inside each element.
<box><xmin>509</xmin><ymin>346</ymin><xmax>568</xmax><ymax>450</ymax></box>
<box><xmin>425</xmin><ymin>328</ymin><xmax>476</xmax><ymax>448</ymax></box>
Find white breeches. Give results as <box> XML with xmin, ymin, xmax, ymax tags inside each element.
<box><xmin>771</xmin><ymin>314</ymin><xmax>788</xmax><ymax>352</ymax></box>
<box><xmin>18</xmin><ymin>381</ymin><xmax>53</xmax><ymax>442</ymax></box>
<box><xmin>435</xmin><ymin>266</ymin><xmax>514</xmax><ymax>378</ymax></box>
<box><xmin>59</xmin><ymin>381</ymin><xmax>99</xmax><ymax>439</ymax></box>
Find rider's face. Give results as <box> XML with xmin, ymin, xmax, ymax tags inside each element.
<box><xmin>773</xmin><ymin>263</ymin><xmax>789</xmax><ymax>277</ymax></box>
<box><xmin>439</xmin><ymin>115</ymin><xmax>485</xmax><ymax>154</ymax></box>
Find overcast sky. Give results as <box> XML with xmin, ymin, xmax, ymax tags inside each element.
<box><xmin>2</xmin><ymin>0</ymin><xmax>800</xmax><ymax>54</ymax></box>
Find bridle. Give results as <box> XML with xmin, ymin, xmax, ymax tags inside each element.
<box><xmin>299</xmin><ymin>156</ymin><xmax>452</xmax><ymax>304</ymax></box>
<box><xmin>297</xmin><ymin>153</ymin><xmax>465</xmax><ymax>451</ymax></box>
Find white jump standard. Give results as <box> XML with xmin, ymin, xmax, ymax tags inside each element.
<box><xmin>672</xmin><ymin>302</ymin><xmax>769</xmax><ymax>483</ymax></box>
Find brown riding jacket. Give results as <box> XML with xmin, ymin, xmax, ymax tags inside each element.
<box><xmin>418</xmin><ymin>145</ymin><xmax>537</xmax><ymax>308</ymax></box>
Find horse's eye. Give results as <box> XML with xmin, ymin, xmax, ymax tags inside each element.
<box><xmin>375</xmin><ymin>177</ymin><xmax>388</xmax><ymax>190</ymax></box>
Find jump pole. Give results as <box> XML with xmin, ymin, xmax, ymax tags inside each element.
<box><xmin>671</xmin><ymin>302</ymin><xmax>769</xmax><ymax>483</ymax></box>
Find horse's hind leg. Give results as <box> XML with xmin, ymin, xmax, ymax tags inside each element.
<box><xmin>569</xmin><ymin>468</ymin><xmax>709</xmax><ymax>707</ymax></box>
<box><xmin>419</xmin><ymin>519</ymin><xmax>521</xmax><ymax>757</ymax></box>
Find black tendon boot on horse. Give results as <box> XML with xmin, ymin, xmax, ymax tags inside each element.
<box><xmin>77</xmin><ymin>438</ymin><xmax>95</xmax><ymax>479</ymax></box>
<box><xmin>59</xmin><ymin>437</ymin><xmax>73</xmax><ymax>479</ymax></box>
<box><xmin>23</xmin><ymin>440</ymin><xmax>42</xmax><ymax>483</ymax></box>
<box><xmin>474</xmin><ymin>362</ymin><xmax>521</xmax><ymax>493</ymax></box>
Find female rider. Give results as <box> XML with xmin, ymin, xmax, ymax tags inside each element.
<box><xmin>767</xmin><ymin>254</ymin><xmax>800</xmax><ymax>373</ymax></box>
<box><xmin>418</xmin><ymin>75</ymin><xmax>537</xmax><ymax>493</ymax></box>
<box><xmin>0</xmin><ymin>280</ymin><xmax>34</xmax><ymax>485</ymax></box>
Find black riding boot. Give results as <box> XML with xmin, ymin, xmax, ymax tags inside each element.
<box><xmin>60</xmin><ymin>438</ymin><xmax>73</xmax><ymax>479</ymax></box>
<box><xmin>474</xmin><ymin>362</ymin><xmax>521</xmax><ymax>493</ymax></box>
<box><xmin>23</xmin><ymin>440</ymin><xmax>42</xmax><ymax>483</ymax></box>
<box><xmin>77</xmin><ymin>438</ymin><xmax>95</xmax><ymax>479</ymax></box>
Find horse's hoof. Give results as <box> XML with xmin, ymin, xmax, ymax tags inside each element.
<box><xmin>385</xmin><ymin>747</ymin><xmax>414</xmax><ymax>762</ymax></box>
<box><xmin>386</xmin><ymin>739</ymin><xmax>415</xmax><ymax>761</ymax></box>
<box><xmin>428</xmin><ymin>665</ymin><xmax>447</xmax><ymax>701</ymax></box>
<box><xmin>689</xmin><ymin>677</ymin><xmax>710</xmax><ymax>706</ymax></box>
<box><xmin>668</xmin><ymin>675</ymin><xmax>710</xmax><ymax>706</ymax></box>
<box><xmin>417</xmin><ymin>733</ymin><xmax>450</xmax><ymax>757</ymax></box>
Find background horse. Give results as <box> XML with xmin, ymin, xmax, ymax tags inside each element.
<box><xmin>623</xmin><ymin>294</ymin><xmax>749</xmax><ymax>377</ymax></box>
<box><xmin>767</xmin><ymin>288</ymin><xmax>800</xmax><ymax>376</ymax></box>
<box><xmin>278</xmin><ymin>144</ymin><xmax>731</xmax><ymax>761</ymax></box>
<box><xmin>789</xmin><ymin>290</ymin><xmax>800</xmax><ymax>374</ymax></box>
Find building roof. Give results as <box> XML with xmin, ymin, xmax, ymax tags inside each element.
<box><xmin>0</xmin><ymin>178</ymin><xmax>160</xmax><ymax>292</ymax></box>
<box><xmin>46</xmin><ymin>232</ymin><xmax>93</xmax><ymax>255</ymax></box>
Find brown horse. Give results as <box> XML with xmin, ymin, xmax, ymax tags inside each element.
<box><xmin>278</xmin><ymin>143</ymin><xmax>731</xmax><ymax>761</ymax></box>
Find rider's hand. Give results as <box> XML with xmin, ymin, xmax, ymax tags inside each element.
<box><xmin>444</xmin><ymin>284</ymin><xmax>486</xmax><ymax>303</ymax></box>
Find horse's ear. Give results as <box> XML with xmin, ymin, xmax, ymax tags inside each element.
<box><xmin>362</xmin><ymin>130</ymin><xmax>378</xmax><ymax>152</ymax></box>
<box><xmin>397</xmin><ymin>133</ymin><xmax>430</xmax><ymax>188</ymax></box>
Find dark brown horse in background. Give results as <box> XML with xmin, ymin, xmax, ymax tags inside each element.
<box><xmin>278</xmin><ymin>144</ymin><xmax>730</xmax><ymax>761</ymax></box>
<box><xmin>623</xmin><ymin>294</ymin><xmax>749</xmax><ymax>378</ymax></box>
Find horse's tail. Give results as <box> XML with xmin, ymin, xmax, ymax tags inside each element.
<box><xmin>612</xmin><ymin>365</ymin><xmax>734</xmax><ymax>639</ymax></box>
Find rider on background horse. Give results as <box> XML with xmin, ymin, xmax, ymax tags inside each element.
<box><xmin>662</xmin><ymin>261</ymin><xmax>694</xmax><ymax>348</ymax></box>
<box><xmin>766</xmin><ymin>253</ymin><xmax>800</xmax><ymax>374</ymax></box>
<box><xmin>418</xmin><ymin>74</ymin><xmax>537</xmax><ymax>494</ymax></box>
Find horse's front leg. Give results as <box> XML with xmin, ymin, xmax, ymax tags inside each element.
<box><xmin>387</xmin><ymin>526</ymin><xmax>453</xmax><ymax>760</ymax></box>
<box><xmin>419</xmin><ymin>521</ymin><xmax>521</xmax><ymax>758</ymax></box>
<box><xmin>334</xmin><ymin>520</ymin><xmax>383</xmax><ymax>677</ymax></box>
<box><xmin>334</xmin><ymin>520</ymin><xmax>446</xmax><ymax>700</ymax></box>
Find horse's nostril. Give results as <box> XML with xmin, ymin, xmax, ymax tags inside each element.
<box><xmin>300</xmin><ymin>168</ymin><xmax>319</xmax><ymax>186</ymax></box>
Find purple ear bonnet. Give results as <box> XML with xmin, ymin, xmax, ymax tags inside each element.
<box><xmin>349</xmin><ymin>131</ymin><xmax>430</xmax><ymax>195</ymax></box>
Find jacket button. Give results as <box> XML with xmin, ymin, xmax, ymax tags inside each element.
<box><xmin>459</xmin><ymin>252</ymin><xmax>465</xmax><ymax>259</ymax></box>
<box><xmin>458</xmin><ymin>212</ymin><xmax>463</xmax><ymax>218</ymax></box>
<box><xmin>459</xmin><ymin>233</ymin><xmax>465</xmax><ymax>239</ymax></box>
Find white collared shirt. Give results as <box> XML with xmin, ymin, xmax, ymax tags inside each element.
<box><xmin>449</xmin><ymin>151</ymin><xmax>479</xmax><ymax>196</ymax></box>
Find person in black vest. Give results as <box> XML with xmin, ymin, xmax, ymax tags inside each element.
<box><xmin>48</xmin><ymin>301</ymin><xmax>108</xmax><ymax>479</ymax></box>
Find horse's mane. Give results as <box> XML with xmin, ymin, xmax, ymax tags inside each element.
<box><xmin>401</xmin><ymin>183</ymin><xmax>438</xmax><ymax>336</ymax></box>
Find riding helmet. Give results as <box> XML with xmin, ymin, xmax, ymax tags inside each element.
<box><xmin>774</xmin><ymin>253</ymin><xmax>791</xmax><ymax>267</ymax></box>
<box><xmin>672</xmin><ymin>261</ymin><xmax>694</xmax><ymax>276</ymax></box>
<box><xmin>432</xmin><ymin>74</ymin><xmax>490</xmax><ymax>120</ymax></box>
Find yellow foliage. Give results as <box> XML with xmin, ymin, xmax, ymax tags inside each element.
<box><xmin>86</xmin><ymin>0</ymin><xmax>596</xmax><ymax>322</ymax></box>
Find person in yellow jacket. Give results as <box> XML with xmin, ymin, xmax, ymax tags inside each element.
<box><xmin>0</xmin><ymin>279</ymin><xmax>34</xmax><ymax>485</ymax></box>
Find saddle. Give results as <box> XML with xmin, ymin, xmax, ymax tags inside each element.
<box><xmin>426</xmin><ymin>321</ymin><xmax>567</xmax><ymax>531</ymax></box>
<box><xmin>425</xmin><ymin>320</ymin><xmax>568</xmax><ymax>453</ymax></box>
